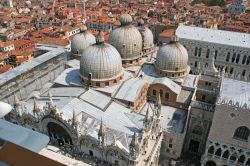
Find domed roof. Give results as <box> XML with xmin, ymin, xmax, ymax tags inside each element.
<box><xmin>71</xmin><ymin>26</ymin><xmax>96</xmax><ymax>55</ymax></box>
<box><xmin>155</xmin><ymin>34</ymin><xmax>188</xmax><ymax>72</ymax></box>
<box><xmin>80</xmin><ymin>32</ymin><xmax>123</xmax><ymax>80</ymax></box>
<box><xmin>139</xmin><ymin>27</ymin><xmax>154</xmax><ymax>49</ymax></box>
<box><xmin>108</xmin><ymin>14</ymin><xmax>142</xmax><ymax>61</ymax></box>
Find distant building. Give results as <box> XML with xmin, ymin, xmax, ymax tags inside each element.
<box><xmin>228</xmin><ymin>0</ymin><xmax>246</xmax><ymax>14</ymax></box>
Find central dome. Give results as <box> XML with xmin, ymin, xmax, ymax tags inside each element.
<box><xmin>155</xmin><ymin>33</ymin><xmax>189</xmax><ymax>79</ymax></box>
<box><xmin>108</xmin><ymin>14</ymin><xmax>142</xmax><ymax>67</ymax></box>
<box><xmin>80</xmin><ymin>31</ymin><xmax>123</xmax><ymax>87</ymax></box>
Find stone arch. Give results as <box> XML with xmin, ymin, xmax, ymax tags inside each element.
<box><xmin>229</xmin><ymin>152</ymin><xmax>237</xmax><ymax>162</ymax></box>
<box><xmin>47</xmin><ymin>122</ymin><xmax>73</xmax><ymax>146</ymax></box>
<box><xmin>205</xmin><ymin>160</ymin><xmax>216</xmax><ymax>166</ymax></box>
<box><xmin>105</xmin><ymin>146</ymin><xmax>127</xmax><ymax>165</ymax></box>
<box><xmin>238</xmin><ymin>155</ymin><xmax>245</xmax><ymax>164</ymax></box>
<box><xmin>246</xmin><ymin>158</ymin><xmax>250</xmax><ymax>165</ymax></box>
<box><xmin>41</xmin><ymin>116</ymin><xmax>76</xmax><ymax>145</ymax></box>
<box><xmin>208</xmin><ymin>146</ymin><xmax>214</xmax><ymax>155</ymax></box>
<box><xmin>233</xmin><ymin>126</ymin><xmax>250</xmax><ymax>141</ymax></box>
<box><xmin>222</xmin><ymin>150</ymin><xmax>230</xmax><ymax>159</ymax></box>
<box><xmin>215</xmin><ymin>148</ymin><xmax>222</xmax><ymax>157</ymax></box>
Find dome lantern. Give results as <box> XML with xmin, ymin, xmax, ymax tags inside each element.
<box><xmin>120</xmin><ymin>14</ymin><xmax>133</xmax><ymax>26</ymax></box>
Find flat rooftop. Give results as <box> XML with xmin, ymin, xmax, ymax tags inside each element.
<box><xmin>177</xmin><ymin>25</ymin><xmax>250</xmax><ymax>49</ymax></box>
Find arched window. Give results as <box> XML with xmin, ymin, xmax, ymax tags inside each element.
<box><xmin>192</xmin><ymin>126</ymin><xmax>203</xmax><ymax>136</ymax></box>
<box><xmin>195</xmin><ymin>47</ymin><xmax>198</xmax><ymax>56</ymax></box>
<box><xmin>222</xmin><ymin>150</ymin><xmax>229</xmax><ymax>159</ymax></box>
<box><xmin>230</xmin><ymin>68</ymin><xmax>234</xmax><ymax>74</ymax></box>
<box><xmin>238</xmin><ymin>155</ymin><xmax>245</xmax><ymax>164</ymax></box>
<box><xmin>242</xmin><ymin>70</ymin><xmax>246</xmax><ymax>77</ymax></box>
<box><xmin>214</xmin><ymin>50</ymin><xmax>218</xmax><ymax>59</ymax></box>
<box><xmin>226</xmin><ymin>52</ymin><xmax>230</xmax><ymax>62</ymax></box>
<box><xmin>165</xmin><ymin>93</ymin><xmax>169</xmax><ymax>99</ymax></box>
<box><xmin>205</xmin><ymin>161</ymin><xmax>216</xmax><ymax>166</ymax></box>
<box><xmin>232</xmin><ymin>53</ymin><xmax>236</xmax><ymax>62</ymax></box>
<box><xmin>233</xmin><ymin>126</ymin><xmax>250</xmax><ymax>141</ymax></box>
<box><xmin>198</xmin><ymin>48</ymin><xmax>202</xmax><ymax>57</ymax></box>
<box><xmin>160</xmin><ymin>89</ymin><xmax>163</xmax><ymax>97</ymax></box>
<box><xmin>242</xmin><ymin>55</ymin><xmax>247</xmax><ymax>64</ymax></box>
<box><xmin>194</xmin><ymin>61</ymin><xmax>198</xmax><ymax>67</ymax></box>
<box><xmin>208</xmin><ymin>146</ymin><xmax>214</xmax><ymax>155</ymax></box>
<box><xmin>247</xmin><ymin>56</ymin><xmax>250</xmax><ymax>65</ymax></box>
<box><xmin>246</xmin><ymin>158</ymin><xmax>250</xmax><ymax>165</ymax></box>
<box><xmin>215</xmin><ymin>148</ymin><xmax>222</xmax><ymax>157</ymax></box>
<box><xmin>230</xmin><ymin>153</ymin><xmax>237</xmax><ymax>162</ymax></box>
<box><xmin>153</xmin><ymin>90</ymin><xmax>156</xmax><ymax>96</ymax></box>
<box><xmin>206</xmin><ymin>49</ymin><xmax>210</xmax><ymax>58</ymax></box>
<box><xmin>236</xmin><ymin>54</ymin><xmax>240</xmax><ymax>64</ymax></box>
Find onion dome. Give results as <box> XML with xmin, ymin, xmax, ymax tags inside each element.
<box><xmin>108</xmin><ymin>14</ymin><xmax>142</xmax><ymax>65</ymax></box>
<box><xmin>71</xmin><ymin>25</ymin><xmax>96</xmax><ymax>56</ymax></box>
<box><xmin>80</xmin><ymin>31</ymin><xmax>123</xmax><ymax>85</ymax></box>
<box><xmin>155</xmin><ymin>31</ymin><xmax>188</xmax><ymax>78</ymax></box>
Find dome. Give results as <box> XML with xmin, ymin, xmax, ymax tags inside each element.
<box><xmin>108</xmin><ymin>14</ymin><xmax>142</xmax><ymax>64</ymax></box>
<box><xmin>155</xmin><ymin>33</ymin><xmax>188</xmax><ymax>78</ymax></box>
<box><xmin>80</xmin><ymin>32</ymin><xmax>123</xmax><ymax>82</ymax></box>
<box><xmin>139</xmin><ymin>27</ymin><xmax>154</xmax><ymax>50</ymax></box>
<box><xmin>71</xmin><ymin>27</ymin><xmax>96</xmax><ymax>55</ymax></box>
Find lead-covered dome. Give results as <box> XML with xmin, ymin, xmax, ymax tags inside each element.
<box><xmin>138</xmin><ymin>19</ymin><xmax>154</xmax><ymax>56</ymax></box>
<box><xmin>155</xmin><ymin>33</ymin><xmax>188</xmax><ymax>78</ymax></box>
<box><xmin>71</xmin><ymin>26</ymin><xmax>96</xmax><ymax>56</ymax></box>
<box><xmin>80</xmin><ymin>31</ymin><xmax>123</xmax><ymax>87</ymax></box>
<box><xmin>108</xmin><ymin>14</ymin><xmax>142</xmax><ymax>66</ymax></box>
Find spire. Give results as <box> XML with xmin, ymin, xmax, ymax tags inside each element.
<box><xmin>79</xmin><ymin>25</ymin><xmax>87</xmax><ymax>33</ymax></box>
<box><xmin>157</xmin><ymin>93</ymin><xmax>161</xmax><ymax>106</ymax></box>
<box><xmin>72</xmin><ymin>109</ymin><xmax>78</xmax><ymax>127</ymax></box>
<box><xmin>204</xmin><ymin>55</ymin><xmax>219</xmax><ymax>77</ymax></box>
<box><xmin>82</xmin><ymin>0</ymin><xmax>86</xmax><ymax>23</ymax></box>
<box><xmin>112</xmin><ymin>134</ymin><xmax>117</xmax><ymax>146</ymax></box>
<box><xmin>170</xmin><ymin>29</ymin><xmax>179</xmax><ymax>43</ymax></box>
<box><xmin>33</xmin><ymin>98</ymin><xmax>40</xmax><ymax>115</ymax></box>
<box><xmin>130</xmin><ymin>130</ymin><xmax>139</xmax><ymax>147</ymax></box>
<box><xmin>13</xmin><ymin>93</ymin><xmax>20</xmax><ymax>108</ymax></box>
<box><xmin>96</xmin><ymin>30</ymin><xmax>104</xmax><ymax>44</ymax></box>
<box><xmin>98</xmin><ymin>118</ymin><xmax>106</xmax><ymax>144</ymax></box>
<box><xmin>48</xmin><ymin>92</ymin><xmax>54</xmax><ymax>105</ymax></box>
<box><xmin>145</xmin><ymin>105</ymin><xmax>150</xmax><ymax>122</ymax></box>
<box><xmin>197</xmin><ymin>62</ymin><xmax>201</xmax><ymax>74</ymax></box>
<box><xmin>138</xmin><ymin>18</ymin><xmax>145</xmax><ymax>26</ymax></box>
